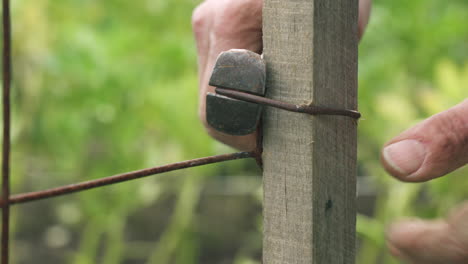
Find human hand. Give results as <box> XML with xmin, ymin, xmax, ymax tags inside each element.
<box><xmin>382</xmin><ymin>99</ymin><xmax>468</xmax><ymax>263</ymax></box>
<box><xmin>192</xmin><ymin>0</ymin><xmax>372</xmax><ymax>150</ymax></box>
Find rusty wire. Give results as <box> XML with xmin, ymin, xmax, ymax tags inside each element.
<box><xmin>0</xmin><ymin>1</ymin><xmax>263</xmax><ymax>262</ymax></box>
<box><xmin>1</xmin><ymin>0</ymin><xmax>12</xmax><ymax>262</ymax></box>
<box><xmin>0</xmin><ymin>152</ymin><xmax>255</xmax><ymax>207</ymax></box>
<box><xmin>0</xmin><ymin>0</ymin><xmax>359</xmax><ymax>261</ymax></box>
<box><xmin>0</xmin><ymin>0</ymin><xmax>358</xmax><ymax>258</ymax></box>
<box><xmin>216</xmin><ymin>87</ymin><xmax>361</xmax><ymax>119</ymax></box>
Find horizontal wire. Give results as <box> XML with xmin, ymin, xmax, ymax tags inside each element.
<box><xmin>0</xmin><ymin>151</ymin><xmax>255</xmax><ymax>207</ymax></box>
<box><xmin>215</xmin><ymin>87</ymin><xmax>361</xmax><ymax>119</ymax></box>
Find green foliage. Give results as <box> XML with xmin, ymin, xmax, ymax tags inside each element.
<box><xmin>2</xmin><ymin>0</ymin><xmax>467</xmax><ymax>263</ymax></box>
<box><xmin>7</xmin><ymin>0</ymin><xmax>259</xmax><ymax>263</ymax></box>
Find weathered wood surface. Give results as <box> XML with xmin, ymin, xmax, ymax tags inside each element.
<box><xmin>262</xmin><ymin>0</ymin><xmax>358</xmax><ymax>263</ymax></box>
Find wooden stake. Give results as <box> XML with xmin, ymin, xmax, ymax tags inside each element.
<box><xmin>262</xmin><ymin>0</ymin><xmax>358</xmax><ymax>263</ymax></box>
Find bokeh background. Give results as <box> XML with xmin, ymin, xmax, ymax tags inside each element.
<box><xmin>2</xmin><ymin>0</ymin><xmax>467</xmax><ymax>263</ymax></box>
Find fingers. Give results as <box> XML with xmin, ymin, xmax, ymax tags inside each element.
<box><xmin>387</xmin><ymin>203</ymin><xmax>468</xmax><ymax>264</ymax></box>
<box><xmin>358</xmin><ymin>0</ymin><xmax>372</xmax><ymax>39</ymax></box>
<box><xmin>201</xmin><ymin>0</ymin><xmax>263</xmax><ymax>123</ymax></box>
<box><xmin>192</xmin><ymin>1</ymin><xmax>213</xmax><ymax>86</ymax></box>
<box><xmin>381</xmin><ymin>99</ymin><xmax>468</xmax><ymax>182</ymax></box>
<box><xmin>192</xmin><ymin>0</ymin><xmax>263</xmax><ymax>150</ymax></box>
<box><xmin>192</xmin><ymin>0</ymin><xmax>372</xmax><ymax>150</ymax></box>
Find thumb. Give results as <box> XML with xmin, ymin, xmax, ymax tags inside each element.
<box><xmin>381</xmin><ymin>99</ymin><xmax>468</xmax><ymax>182</ymax></box>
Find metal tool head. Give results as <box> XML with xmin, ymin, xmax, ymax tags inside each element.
<box><xmin>206</xmin><ymin>49</ymin><xmax>266</xmax><ymax>136</ymax></box>
<box><xmin>206</xmin><ymin>93</ymin><xmax>262</xmax><ymax>136</ymax></box>
<box><xmin>209</xmin><ymin>49</ymin><xmax>266</xmax><ymax>95</ymax></box>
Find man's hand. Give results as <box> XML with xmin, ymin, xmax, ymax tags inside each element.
<box><xmin>192</xmin><ymin>0</ymin><xmax>371</xmax><ymax>150</ymax></box>
<box><xmin>383</xmin><ymin>99</ymin><xmax>468</xmax><ymax>263</ymax></box>
<box><xmin>192</xmin><ymin>1</ymin><xmax>468</xmax><ymax>263</ymax></box>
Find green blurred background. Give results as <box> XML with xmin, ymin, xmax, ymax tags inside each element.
<box><xmin>2</xmin><ymin>0</ymin><xmax>467</xmax><ymax>263</ymax></box>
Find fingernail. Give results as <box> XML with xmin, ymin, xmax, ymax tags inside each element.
<box><xmin>386</xmin><ymin>220</ymin><xmax>421</xmax><ymax>243</ymax></box>
<box><xmin>386</xmin><ymin>221</ymin><xmax>425</xmax><ymax>261</ymax></box>
<box><xmin>383</xmin><ymin>140</ymin><xmax>426</xmax><ymax>177</ymax></box>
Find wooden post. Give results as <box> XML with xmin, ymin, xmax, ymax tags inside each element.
<box><xmin>262</xmin><ymin>0</ymin><xmax>358</xmax><ymax>263</ymax></box>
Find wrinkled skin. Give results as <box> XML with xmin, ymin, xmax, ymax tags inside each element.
<box><xmin>192</xmin><ymin>1</ymin><xmax>468</xmax><ymax>263</ymax></box>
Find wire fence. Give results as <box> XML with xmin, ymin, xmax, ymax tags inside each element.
<box><xmin>0</xmin><ymin>1</ymin><xmax>365</xmax><ymax>262</ymax></box>
<box><xmin>0</xmin><ymin>1</ymin><xmax>261</xmax><ymax>263</ymax></box>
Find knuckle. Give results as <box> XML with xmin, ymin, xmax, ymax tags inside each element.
<box><xmin>449</xmin><ymin>203</ymin><xmax>468</xmax><ymax>239</ymax></box>
<box><xmin>222</xmin><ymin>0</ymin><xmax>262</xmax><ymax>14</ymax></box>
<box><xmin>429</xmin><ymin>105</ymin><xmax>468</xmax><ymax>159</ymax></box>
<box><xmin>212</xmin><ymin>0</ymin><xmax>262</xmax><ymax>38</ymax></box>
<box><xmin>191</xmin><ymin>2</ymin><xmax>211</xmax><ymax>37</ymax></box>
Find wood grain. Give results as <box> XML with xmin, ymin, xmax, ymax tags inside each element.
<box><xmin>262</xmin><ymin>0</ymin><xmax>358</xmax><ymax>263</ymax></box>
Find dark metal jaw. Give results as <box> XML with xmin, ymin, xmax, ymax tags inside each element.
<box><xmin>206</xmin><ymin>49</ymin><xmax>361</xmax><ymax>136</ymax></box>
<box><xmin>206</xmin><ymin>49</ymin><xmax>266</xmax><ymax>136</ymax></box>
<box><xmin>206</xmin><ymin>92</ymin><xmax>263</xmax><ymax>136</ymax></box>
